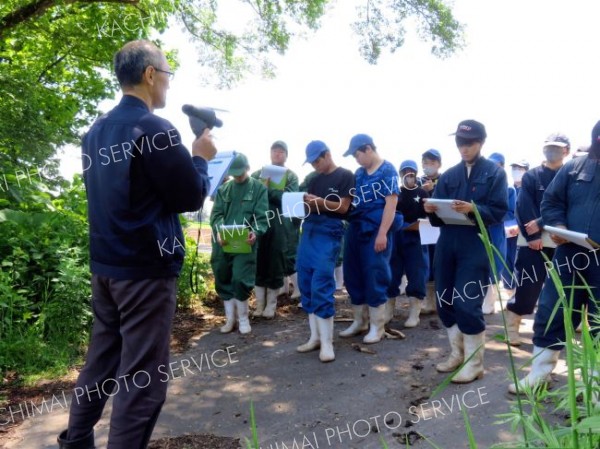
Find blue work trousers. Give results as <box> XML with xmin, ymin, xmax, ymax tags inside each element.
<box><xmin>435</xmin><ymin>226</ymin><xmax>491</xmax><ymax>335</ymax></box>
<box><xmin>506</xmin><ymin>246</ymin><xmax>554</xmax><ymax>316</ymax></box>
<box><xmin>387</xmin><ymin>230</ymin><xmax>427</xmax><ymax>299</ymax></box>
<box><xmin>296</xmin><ymin>219</ymin><xmax>343</xmax><ymax>319</ymax></box>
<box><xmin>533</xmin><ymin>244</ymin><xmax>600</xmax><ymax>348</ymax></box>
<box><xmin>344</xmin><ymin>221</ymin><xmax>393</xmax><ymax>308</ymax></box>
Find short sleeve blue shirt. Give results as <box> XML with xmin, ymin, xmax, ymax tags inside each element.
<box><xmin>352</xmin><ymin>160</ymin><xmax>399</xmax><ymax>212</ymax></box>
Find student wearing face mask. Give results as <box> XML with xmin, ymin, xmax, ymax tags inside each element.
<box><xmin>424</xmin><ymin>120</ymin><xmax>508</xmax><ymax>383</ymax></box>
<box><xmin>508</xmin><ymin>124</ymin><xmax>600</xmax><ymax>394</ymax></box>
<box><xmin>504</xmin><ymin>134</ymin><xmax>569</xmax><ymax>347</ymax></box>
<box><xmin>386</xmin><ymin>160</ymin><xmax>429</xmax><ymax>328</ymax></box>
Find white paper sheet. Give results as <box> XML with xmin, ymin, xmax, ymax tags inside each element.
<box><xmin>281</xmin><ymin>192</ymin><xmax>307</xmax><ymax>218</ymax></box>
<box><xmin>427</xmin><ymin>198</ymin><xmax>475</xmax><ymax>226</ymax></box>
<box><xmin>419</xmin><ymin>218</ymin><xmax>440</xmax><ymax>245</ymax></box>
<box><xmin>207</xmin><ymin>151</ymin><xmax>237</xmax><ymax>197</ymax></box>
<box><xmin>543</xmin><ymin>225</ymin><xmax>600</xmax><ymax>251</ymax></box>
<box><xmin>516</xmin><ymin>231</ymin><xmax>557</xmax><ymax>248</ymax></box>
<box><xmin>260</xmin><ymin>164</ymin><xmax>288</xmax><ymax>184</ymax></box>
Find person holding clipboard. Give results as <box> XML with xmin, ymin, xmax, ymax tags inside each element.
<box><xmin>424</xmin><ymin>119</ymin><xmax>508</xmax><ymax>384</ymax></box>
<box><xmin>210</xmin><ymin>153</ymin><xmax>269</xmax><ymax>334</ymax></box>
<box><xmin>503</xmin><ymin>134</ymin><xmax>569</xmax><ymax>347</ymax></box>
<box><xmin>509</xmin><ymin>122</ymin><xmax>600</xmax><ymax>394</ymax></box>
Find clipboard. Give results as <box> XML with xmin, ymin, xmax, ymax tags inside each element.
<box><xmin>208</xmin><ymin>151</ymin><xmax>237</xmax><ymax>197</ymax></box>
<box><xmin>516</xmin><ymin>231</ymin><xmax>556</xmax><ymax>248</ymax></box>
<box><xmin>219</xmin><ymin>225</ymin><xmax>251</xmax><ymax>254</ymax></box>
<box><xmin>543</xmin><ymin>225</ymin><xmax>600</xmax><ymax>251</ymax></box>
<box><xmin>427</xmin><ymin>199</ymin><xmax>475</xmax><ymax>226</ymax></box>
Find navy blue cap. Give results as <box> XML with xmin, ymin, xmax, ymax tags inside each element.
<box><xmin>452</xmin><ymin>119</ymin><xmax>487</xmax><ymax>140</ymax></box>
<box><xmin>488</xmin><ymin>152</ymin><xmax>505</xmax><ymax>166</ymax></box>
<box><xmin>304</xmin><ymin>140</ymin><xmax>328</xmax><ymax>164</ymax></box>
<box><xmin>400</xmin><ymin>160</ymin><xmax>418</xmax><ymax>172</ymax></box>
<box><xmin>422</xmin><ymin>149</ymin><xmax>441</xmax><ymax>162</ymax></box>
<box><xmin>344</xmin><ymin>134</ymin><xmax>374</xmax><ymax>157</ymax></box>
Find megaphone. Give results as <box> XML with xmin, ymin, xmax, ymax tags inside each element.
<box><xmin>181</xmin><ymin>104</ymin><xmax>224</xmax><ymax>137</ymax></box>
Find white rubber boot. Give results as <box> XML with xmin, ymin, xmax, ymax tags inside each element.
<box><xmin>421</xmin><ymin>282</ymin><xmax>437</xmax><ymax>315</ymax></box>
<box><xmin>234</xmin><ymin>299</ymin><xmax>251</xmax><ymax>334</ymax></box>
<box><xmin>334</xmin><ymin>265</ymin><xmax>344</xmax><ymax>290</ymax></box>
<box><xmin>289</xmin><ymin>272</ymin><xmax>301</xmax><ymax>299</ymax></box>
<box><xmin>339</xmin><ymin>305</ymin><xmax>369</xmax><ymax>337</ymax></box>
<box><xmin>452</xmin><ymin>332</ymin><xmax>485</xmax><ymax>383</ymax></box>
<box><xmin>220</xmin><ymin>300</ymin><xmax>236</xmax><ymax>333</ymax></box>
<box><xmin>317</xmin><ymin>316</ymin><xmax>335</xmax><ymax>362</ymax></box>
<box><xmin>436</xmin><ymin>324</ymin><xmax>464</xmax><ymax>372</ymax></box>
<box><xmin>482</xmin><ymin>284</ymin><xmax>498</xmax><ymax>315</ymax></box>
<box><xmin>279</xmin><ymin>276</ymin><xmax>290</xmax><ymax>295</ymax></box>
<box><xmin>262</xmin><ymin>288</ymin><xmax>279</xmax><ymax>319</ymax></box>
<box><xmin>363</xmin><ymin>304</ymin><xmax>387</xmax><ymax>344</ymax></box>
<box><xmin>505</xmin><ymin>310</ymin><xmax>523</xmax><ymax>346</ymax></box>
<box><xmin>508</xmin><ymin>346</ymin><xmax>560</xmax><ymax>394</ymax></box>
<box><xmin>404</xmin><ymin>297</ymin><xmax>422</xmax><ymax>328</ymax></box>
<box><xmin>253</xmin><ymin>286</ymin><xmax>266</xmax><ymax>317</ymax></box>
<box><xmin>384</xmin><ymin>297</ymin><xmax>397</xmax><ymax>324</ymax></box>
<box><xmin>297</xmin><ymin>314</ymin><xmax>320</xmax><ymax>352</ymax></box>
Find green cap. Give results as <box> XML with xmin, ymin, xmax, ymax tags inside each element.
<box><xmin>228</xmin><ymin>153</ymin><xmax>249</xmax><ymax>177</ymax></box>
<box><xmin>271</xmin><ymin>140</ymin><xmax>288</xmax><ymax>154</ymax></box>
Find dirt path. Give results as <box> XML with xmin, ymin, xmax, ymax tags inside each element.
<box><xmin>1</xmin><ymin>292</ymin><xmax>568</xmax><ymax>449</ymax></box>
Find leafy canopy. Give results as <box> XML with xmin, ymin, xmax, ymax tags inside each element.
<box><xmin>0</xmin><ymin>0</ymin><xmax>463</xmax><ymax>169</ymax></box>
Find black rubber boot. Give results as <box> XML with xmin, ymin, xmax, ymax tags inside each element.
<box><xmin>57</xmin><ymin>430</ymin><xmax>95</xmax><ymax>449</ymax></box>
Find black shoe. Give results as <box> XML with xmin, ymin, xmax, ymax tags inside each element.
<box><xmin>57</xmin><ymin>429</ymin><xmax>95</xmax><ymax>449</ymax></box>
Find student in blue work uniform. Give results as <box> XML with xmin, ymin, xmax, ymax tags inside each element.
<box><xmin>508</xmin><ymin>124</ymin><xmax>600</xmax><ymax>394</ymax></box>
<box><xmin>339</xmin><ymin>134</ymin><xmax>401</xmax><ymax>344</ymax></box>
<box><xmin>420</xmin><ymin>149</ymin><xmax>443</xmax><ymax>314</ymax></box>
<box><xmin>295</xmin><ymin>141</ymin><xmax>354</xmax><ymax>362</ymax></box>
<box><xmin>482</xmin><ymin>152</ymin><xmax>515</xmax><ymax>314</ymax></box>
<box><xmin>386</xmin><ymin>160</ymin><xmax>429</xmax><ymax>328</ymax></box>
<box><xmin>424</xmin><ymin>120</ymin><xmax>508</xmax><ymax>384</ymax></box>
<box><xmin>504</xmin><ymin>134</ymin><xmax>568</xmax><ymax>347</ymax></box>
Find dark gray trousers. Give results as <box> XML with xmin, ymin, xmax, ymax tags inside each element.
<box><xmin>66</xmin><ymin>275</ymin><xmax>177</xmax><ymax>449</ymax></box>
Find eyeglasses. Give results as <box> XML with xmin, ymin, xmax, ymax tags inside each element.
<box><xmin>154</xmin><ymin>68</ymin><xmax>175</xmax><ymax>81</ymax></box>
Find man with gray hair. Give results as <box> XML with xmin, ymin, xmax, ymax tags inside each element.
<box><xmin>57</xmin><ymin>40</ymin><xmax>216</xmax><ymax>448</ymax></box>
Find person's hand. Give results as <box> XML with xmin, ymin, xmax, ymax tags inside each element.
<box><xmin>216</xmin><ymin>232</ymin><xmax>227</xmax><ymax>247</ymax></box>
<box><xmin>304</xmin><ymin>193</ymin><xmax>318</xmax><ymax>202</ymax></box>
<box><xmin>549</xmin><ymin>225</ymin><xmax>568</xmax><ymax>245</ymax></box>
<box><xmin>525</xmin><ymin>220</ymin><xmax>541</xmax><ymax>235</ymax></box>
<box><xmin>261</xmin><ymin>177</ymin><xmax>270</xmax><ymax>187</ymax></box>
<box><xmin>507</xmin><ymin>225</ymin><xmax>519</xmax><ymax>237</ymax></box>
<box><xmin>451</xmin><ymin>200</ymin><xmax>473</xmax><ymax>214</ymax></box>
<box><xmin>374</xmin><ymin>232</ymin><xmax>387</xmax><ymax>253</ymax></box>
<box><xmin>423</xmin><ymin>198</ymin><xmax>438</xmax><ymax>213</ymax></box>
<box><xmin>247</xmin><ymin>231</ymin><xmax>257</xmax><ymax>246</ymax></box>
<box><xmin>422</xmin><ymin>180</ymin><xmax>434</xmax><ymax>192</ymax></box>
<box><xmin>528</xmin><ymin>239</ymin><xmax>543</xmax><ymax>250</ymax></box>
<box><xmin>192</xmin><ymin>128</ymin><xmax>217</xmax><ymax>161</ymax></box>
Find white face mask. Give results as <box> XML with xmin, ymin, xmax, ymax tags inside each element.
<box><xmin>422</xmin><ymin>166</ymin><xmax>437</xmax><ymax>177</ymax></box>
<box><xmin>511</xmin><ymin>169</ymin><xmax>525</xmax><ymax>182</ymax></box>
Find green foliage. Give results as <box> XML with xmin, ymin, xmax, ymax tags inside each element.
<box><xmin>176</xmin><ymin>236</ymin><xmax>212</xmax><ymax>310</ymax></box>
<box><xmin>351</xmin><ymin>0</ymin><xmax>464</xmax><ymax>64</ymax></box>
<box><xmin>0</xmin><ymin>175</ymin><xmax>91</xmax><ymax>376</ymax></box>
<box><xmin>1</xmin><ymin>0</ymin><xmax>463</xmax><ymax>168</ymax></box>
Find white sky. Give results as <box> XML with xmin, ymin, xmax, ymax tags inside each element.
<box><xmin>59</xmin><ymin>0</ymin><xmax>600</xmax><ymax>184</ymax></box>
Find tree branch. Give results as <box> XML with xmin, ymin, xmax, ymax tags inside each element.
<box><xmin>0</xmin><ymin>0</ymin><xmax>138</xmax><ymax>38</ymax></box>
